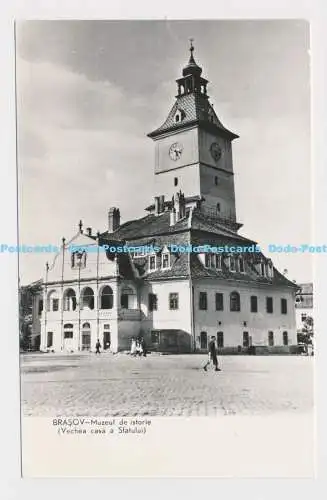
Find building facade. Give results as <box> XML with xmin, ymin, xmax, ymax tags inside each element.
<box><xmin>38</xmin><ymin>44</ymin><xmax>298</xmax><ymax>354</ymax></box>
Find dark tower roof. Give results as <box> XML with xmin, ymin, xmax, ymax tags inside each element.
<box><xmin>148</xmin><ymin>41</ymin><xmax>238</xmax><ymax>140</ymax></box>
<box><xmin>182</xmin><ymin>39</ymin><xmax>203</xmax><ymax>77</ymax></box>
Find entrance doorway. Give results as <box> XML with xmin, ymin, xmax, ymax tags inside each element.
<box><xmin>103</xmin><ymin>324</ymin><xmax>111</xmax><ymax>350</ymax></box>
<box><xmin>81</xmin><ymin>323</ymin><xmax>91</xmax><ymax>351</ymax></box>
<box><xmin>63</xmin><ymin>323</ymin><xmax>74</xmax><ymax>351</ymax></box>
<box><xmin>200</xmin><ymin>331</ymin><xmax>208</xmax><ymax>349</ymax></box>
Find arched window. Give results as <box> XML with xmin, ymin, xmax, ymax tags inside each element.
<box><xmin>200</xmin><ymin>331</ymin><xmax>208</xmax><ymax>349</ymax></box>
<box><xmin>81</xmin><ymin>322</ymin><xmax>91</xmax><ymax>351</ymax></box>
<box><xmin>47</xmin><ymin>290</ymin><xmax>59</xmax><ymax>312</ymax></box>
<box><xmin>120</xmin><ymin>286</ymin><xmax>136</xmax><ymax>310</ymax></box>
<box><xmin>80</xmin><ymin>287</ymin><xmax>94</xmax><ymax>310</ymax></box>
<box><xmin>100</xmin><ymin>286</ymin><xmax>114</xmax><ymax>309</ymax></box>
<box><xmin>230</xmin><ymin>291</ymin><xmax>240</xmax><ymax>312</ymax></box>
<box><xmin>63</xmin><ymin>288</ymin><xmax>77</xmax><ymax>311</ymax></box>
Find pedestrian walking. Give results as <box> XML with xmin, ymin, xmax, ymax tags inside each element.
<box><xmin>130</xmin><ymin>337</ymin><xmax>137</xmax><ymax>356</ymax></box>
<box><xmin>141</xmin><ymin>336</ymin><xmax>147</xmax><ymax>357</ymax></box>
<box><xmin>95</xmin><ymin>339</ymin><xmax>101</xmax><ymax>355</ymax></box>
<box><xmin>136</xmin><ymin>337</ymin><xmax>143</xmax><ymax>357</ymax></box>
<box><xmin>203</xmin><ymin>336</ymin><xmax>221</xmax><ymax>372</ymax></box>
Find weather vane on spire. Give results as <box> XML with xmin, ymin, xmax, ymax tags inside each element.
<box><xmin>189</xmin><ymin>38</ymin><xmax>194</xmax><ymax>52</ymax></box>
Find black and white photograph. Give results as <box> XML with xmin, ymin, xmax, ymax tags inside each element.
<box><xmin>16</xmin><ymin>19</ymin><xmax>314</xmax><ymax>477</ymax></box>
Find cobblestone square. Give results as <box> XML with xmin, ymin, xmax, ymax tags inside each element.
<box><xmin>20</xmin><ymin>353</ymin><xmax>314</xmax><ymax>417</ymax></box>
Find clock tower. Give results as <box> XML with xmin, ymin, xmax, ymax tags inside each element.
<box><xmin>148</xmin><ymin>41</ymin><xmax>240</xmax><ymax>226</ymax></box>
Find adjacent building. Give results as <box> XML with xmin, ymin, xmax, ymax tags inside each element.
<box><xmin>36</xmin><ymin>43</ymin><xmax>298</xmax><ymax>354</ymax></box>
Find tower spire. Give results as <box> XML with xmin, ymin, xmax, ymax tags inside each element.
<box><xmin>189</xmin><ymin>38</ymin><xmax>195</xmax><ymax>62</ymax></box>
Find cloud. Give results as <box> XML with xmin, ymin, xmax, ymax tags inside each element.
<box><xmin>16</xmin><ymin>58</ymin><xmax>158</xmax><ymax>283</ymax></box>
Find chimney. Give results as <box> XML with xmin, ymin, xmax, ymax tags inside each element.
<box><xmin>86</xmin><ymin>227</ymin><xmax>92</xmax><ymax>237</ymax></box>
<box><xmin>174</xmin><ymin>190</ymin><xmax>186</xmax><ymax>221</ymax></box>
<box><xmin>170</xmin><ymin>208</ymin><xmax>176</xmax><ymax>226</ymax></box>
<box><xmin>158</xmin><ymin>195</ymin><xmax>165</xmax><ymax>213</ymax></box>
<box><xmin>154</xmin><ymin>195</ymin><xmax>165</xmax><ymax>215</ymax></box>
<box><xmin>154</xmin><ymin>196</ymin><xmax>160</xmax><ymax>215</ymax></box>
<box><xmin>108</xmin><ymin>207</ymin><xmax>120</xmax><ymax>233</ymax></box>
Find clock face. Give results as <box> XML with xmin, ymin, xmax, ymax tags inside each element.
<box><xmin>169</xmin><ymin>142</ymin><xmax>183</xmax><ymax>161</ymax></box>
<box><xmin>210</xmin><ymin>142</ymin><xmax>222</xmax><ymax>162</ymax></box>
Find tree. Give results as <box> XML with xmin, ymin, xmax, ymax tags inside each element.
<box><xmin>297</xmin><ymin>315</ymin><xmax>314</xmax><ymax>346</ymax></box>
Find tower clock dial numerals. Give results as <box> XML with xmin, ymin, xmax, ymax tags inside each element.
<box><xmin>169</xmin><ymin>142</ymin><xmax>183</xmax><ymax>161</ymax></box>
<box><xmin>210</xmin><ymin>142</ymin><xmax>222</xmax><ymax>162</ymax></box>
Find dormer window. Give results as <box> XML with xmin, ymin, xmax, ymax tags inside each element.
<box><xmin>174</xmin><ymin>109</ymin><xmax>185</xmax><ymax>123</ymax></box>
<box><xmin>149</xmin><ymin>255</ymin><xmax>156</xmax><ymax>271</ymax></box>
<box><xmin>215</xmin><ymin>254</ymin><xmax>222</xmax><ymax>269</ymax></box>
<box><xmin>239</xmin><ymin>257</ymin><xmax>245</xmax><ymax>273</ymax></box>
<box><xmin>204</xmin><ymin>253</ymin><xmax>222</xmax><ymax>270</ymax></box>
<box><xmin>162</xmin><ymin>252</ymin><xmax>170</xmax><ymax>269</ymax></box>
<box><xmin>260</xmin><ymin>262</ymin><xmax>266</xmax><ymax>276</ymax></box>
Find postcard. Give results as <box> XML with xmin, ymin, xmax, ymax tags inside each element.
<box><xmin>16</xmin><ymin>19</ymin><xmax>314</xmax><ymax>477</ymax></box>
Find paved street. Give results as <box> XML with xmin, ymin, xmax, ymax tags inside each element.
<box><xmin>20</xmin><ymin>353</ymin><xmax>314</xmax><ymax>417</ymax></box>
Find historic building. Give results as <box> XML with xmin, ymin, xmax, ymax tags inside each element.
<box><xmin>37</xmin><ymin>43</ymin><xmax>298</xmax><ymax>354</ymax></box>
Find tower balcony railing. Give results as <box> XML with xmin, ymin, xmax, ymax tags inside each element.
<box><xmin>200</xmin><ymin>206</ymin><xmax>241</xmax><ymax>229</ymax></box>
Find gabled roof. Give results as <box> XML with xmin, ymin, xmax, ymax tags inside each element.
<box><xmin>148</xmin><ymin>93</ymin><xmax>238</xmax><ymax>139</ymax></box>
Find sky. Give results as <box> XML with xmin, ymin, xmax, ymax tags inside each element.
<box><xmin>16</xmin><ymin>20</ymin><xmax>311</xmax><ymax>285</ymax></box>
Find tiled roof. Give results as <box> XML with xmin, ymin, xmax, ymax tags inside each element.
<box><xmin>100</xmin><ymin>208</ymin><xmax>297</xmax><ymax>288</ymax></box>
<box><xmin>148</xmin><ymin>93</ymin><xmax>238</xmax><ymax>139</ymax></box>
<box><xmin>101</xmin><ymin>208</ymin><xmax>248</xmax><ymax>242</ymax></box>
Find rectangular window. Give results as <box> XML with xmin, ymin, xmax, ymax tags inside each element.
<box><xmin>199</xmin><ymin>292</ymin><xmax>207</xmax><ymax>310</ymax></box>
<box><xmin>217</xmin><ymin>331</ymin><xmax>224</xmax><ymax>348</ymax></box>
<box><xmin>283</xmin><ymin>331</ymin><xmax>288</xmax><ymax>346</ymax></box>
<box><xmin>260</xmin><ymin>262</ymin><xmax>266</xmax><ymax>276</ymax></box>
<box><xmin>64</xmin><ymin>331</ymin><xmax>73</xmax><ymax>339</ymax></box>
<box><xmin>215</xmin><ymin>293</ymin><xmax>224</xmax><ymax>311</ymax></box>
<box><xmin>151</xmin><ymin>330</ymin><xmax>160</xmax><ymax>344</ymax></box>
<box><xmin>268</xmin><ymin>331</ymin><xmax>274</xmax><ymax>346</ymax></box>
<box><xmin>230</xmin><ymin>257</ymin><xmax>236</xmax><ymax>272</ymax></box>
<box><xmin>162</xmin><ymin>253</ymin><xmax>170</xmax><ymax>269</ymax></box>
<box><xmin>266</xmin><ymin>297</ymin><xmax>273</xmax><ymax>313</ymax></box>
<box><xmin>52</xmin><ymin>298</ymin><xmax>59</xmax><ymax>311</ymax></box>
<box><xmin>148</xmin><ymin>293</ymin><xmax>158</xmax><ymax>312</ymax></box>
<box><xmin>174</xmin><ymin>177</ymin><xmax>178</xmax><ymax>186</ymax></box>
<box><xmin>149</xmin><ymin>255</ymin><xmax>156</xmax><ymax>270</ymax></box>
<box><xmin>38</xmin><ymin>299</ymin><xmax>43</xmax><ymax>315</ymax></box>
<box><xmin>103</xmin><ymin>324</ymin><xmax>110</xmax><ymax>330</ymax></box>
<box><xmin>243</xmin><ymin>331</ymin><xmax>249</xmax><ymax>347</ymax></box>
<box><xmin>301</xmin><ymin>313</ymin><xmax>307</xmax><ymax>321</ymax></box>
<box><xmin>169</xmin><ymin>293</ymin><xmax>179</xmax><ymax>310</ymax></box>
<box><xmin>239</xmin><ymin>257</ymin><xmax>245</xmax><ymax>273</ymax></box>
<box><xmin>250</xmin><ymin>296</ymin><xmax>258</xmax><ymax>313</ymax></box>
<box><xmin>281</xmin><ymin>298</ymin><xmax>287</xmax><ymax>314</ymax></box>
